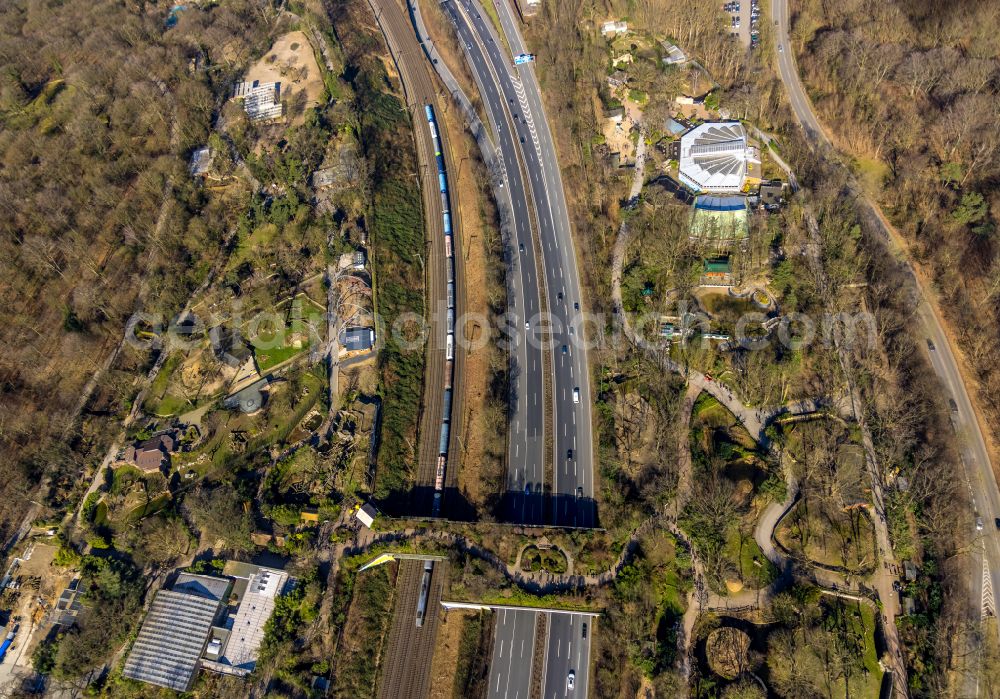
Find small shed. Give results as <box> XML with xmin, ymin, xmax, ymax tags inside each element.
<box><xmin>189</xmin><ymin>147</ymin><xmax>213</xmax><ymax>178</ymax></box>
<box><xmin>356</xmin><ymin>503</ymin><xmax>377</xmax><ymax>529</ymax></box>
<box><xmin>607</xmin><ymin>70</ymin><xmax>629</xmax><ymax>89</ymax></box>
<box><xmin>759</xmin><ymin>180</ymin><xmax>785</xmax><ymax>209</ymax></box>
<box><xmin>661</xmin><ymin>41</ymin><xmax>688</xmax><ymax>65</ymax></box>
<box><xmin>340</xmin><ymin>327</ymin><xmax>375</xmax><ymax>352</ymax></box>
<box><xmin>666</xmin><ymin>118</ymin><xmax>689</xmax><ymax>136</ymax></box>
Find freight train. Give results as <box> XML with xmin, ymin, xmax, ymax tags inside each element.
<box><xmin>425</xmin><ymin>104</ymin><xmax>456</xmax><ymax>517</ymax></box>
<box><xmin>415</xmin><ymin>560</ymin><xmax>434</xmax><ymax>627</ymax></box>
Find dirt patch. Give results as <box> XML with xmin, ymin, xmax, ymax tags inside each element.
<box><xmin>428</xmin><ymin>609</ymin><xmax>469</xmax><ymax>698</ymax></box>
<box><xmin>438</xmin><ymin>89</ymin><xmax>505</xmax><ymax>516</ymax></box>
<box><xmin>244</xmin><ymin>30</ymin><xmax>324</xmax><ymax>128</ymax></box>
<box><xmin>340</xmin><ymin>355</ymin><xmax>377</xmax><ymax>396</ymax></box>
<box><xmin>15</xmin><ymin>541</ymin><xmax>58</xmax><ymax>578</ymax></box>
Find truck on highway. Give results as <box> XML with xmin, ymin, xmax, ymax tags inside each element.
<box><xmin>513</xmin><ymin>53</ymin><xmax>535</xmax><ymax>65</ymax></box>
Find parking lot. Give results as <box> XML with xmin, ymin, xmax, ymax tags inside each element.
<box><xmin>722</xmin><ymin>0</ymin><xmax>760</xmax><ymax>49</ymax></box>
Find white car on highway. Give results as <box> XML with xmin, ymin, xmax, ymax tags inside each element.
<box><xmin>567</xmin><ymin>671</ymin><xmax>575</xmax><ymax>690</ymax></box>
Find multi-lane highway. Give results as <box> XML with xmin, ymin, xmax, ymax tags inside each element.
<box><xmin>486</xmin><ymin>609</ymin><xmax>593</xmax><ymax>699</ymax></box>
<box><xmin>449</xmin><ymin>0</ymin><xmax>595</xmax><ymax>527</ymax></box>
<box><xmin>773</xmin><ymin>0</ymin><xmax>1000</xmax><ymax>693</ymax></box>
<box><xmin>488</xmin><ymin>608</ymin><xmax>537</xmax><ymax>699</ymax></box>
<box><xmin>542</xmin><ymin>613</ymin><xmax>592</xmax><ymax>699</ymax></box>
<box><xmin>440</xmin><ymin>0</ymin><xmax>547</xmax><ymax>523</ymax></box>
<box><xmin>432</xmin><ymin>0</ymin><xmax>596</xmax><ymax>694</ymax></box>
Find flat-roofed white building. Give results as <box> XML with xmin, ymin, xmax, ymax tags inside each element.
<box><xmin>232</xmin><ymin>80</ymin><xmax>283</xmax><ymax>121</ymax></box>
<box><xmin>678</xmin><ymin>122</ymin><xmax>757</xmax><ymax>193</ymax></box>
<box><xmin>203</xmin><ymin>566</ymin><xmax>289</xmax><ymax>676</ymax></box>
<box><xmin>123</xmin><ymin>565</ymin><xmax>291</xmax><ymax>691</ymax></box>
<box><xmin>601</xmin><ymin>20</ymin><xmax>628</xmax><ymax>36</ymax></box>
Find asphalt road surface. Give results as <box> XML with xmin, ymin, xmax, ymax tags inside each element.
<box><xmin>453</xmin><ymin>0</ymin><xmax>596</xmax><ymax>528</ymax></box>
<box><xmin>488</xmin><ymin>608</ymin><xmax>538</xmax><ymax>699</ymax></box>
<box><xmin>446</xmin><ymin>2</ymin><xmax>598</xmax><ymax>695</ymax></box>
<box><xmin>542</xmin><ymin>613</ymin><xmax>592</xmax><ymax>699</ymax></box>
<box><xmin>441</xmin><ymin>0</ymin><xmax>547</xmax><ymax>523</ymax></box>
<box><xmin>773</xmin><ymin>0</ymin><xmax>1000</xmax><ymax>694</ymax></box>
<box><xmin>429</xmin><ymin>2</ymin><xmax>596</xmax><ymax>696</ymax></box>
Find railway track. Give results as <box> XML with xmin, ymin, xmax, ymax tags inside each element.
<box><xmin>377</xmin><ymin>559</ymin><xmax>446</xmax><ymax>699</ymax></box>
<box><xmin>369</xmin><ymin>0</ymin><xmax>466</xmax><ymax>517</ymax></box>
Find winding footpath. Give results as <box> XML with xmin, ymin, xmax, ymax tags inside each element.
<box><xmin>611</xmin><ymin>155</ymin><xmax>891</xmax><ymax>685</ymax></box>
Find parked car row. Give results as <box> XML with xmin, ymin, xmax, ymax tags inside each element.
<box><xmin>724</xmin><ymin>1</ymin><xmax>740</xmax><ymax>33</ymax></box>
<box><xmin>748</xmin><ymin>0</ymin><xmax>760</xmax><ymax>47</ymax></box>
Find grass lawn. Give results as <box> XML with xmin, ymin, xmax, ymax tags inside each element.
<box><xmin>148</xmin><ymin>393</ymin><xmax>192</xmax><ymax>417</ymax></box>
<box><xmin>821</xmin><ymin>598</ymin><xmax>884</xmax><ymax>697</ymax></box>
<box><xmin>230</xmin><ymin>222</ymin><xmax>280</xmax><ymax>270</ymax></box>
<box><xmin>659</xmin><ymin>565</ymin><xmax>686</xmax><ymax>613</ymax></box>
<box><xmin>254</xmin><ymin>341</ymin><xmax>308</xmax><ymax>373</ymax></box>
<box><xmin>857</xmin><ymin>603</ymin><xmax>883</xmax><ymax>685</ymax></box>
<box><xmin>628</xmin><ymin>89</ymin><xmax>648</xmax><ymax>103</ymax></box>
<box><xmin>126</xmin><ymin>493</ymin><xmax>171</xmax><ymax>523</ymax></box>
<box><xmin>855</xmin><ymin>156</ymin><xmax>889</xmax><ymax>193</ymax></box>
<box><xmin>143</xmin><ymin>353</ymin><xmax>184</xmax><ymax>416</ymax></box>
<box><xmin>724</xmin><ymin>529</ymin><xmax>778</xmax><ymax>590</ymax></box>
<box><xmin>692</xmin><ymin>393</ymin><xmax>730</xmax><ymax>426</ymax></box>
<box><xmin>775</xmin><ymin>498</ymin><xmax>876</xmax><ymax>572</ymax></box>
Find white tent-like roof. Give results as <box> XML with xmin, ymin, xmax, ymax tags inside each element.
<box><xmin>678</xmin><ymin>122</ymin><xmax>751</xmax><ymax>192</ymax></box>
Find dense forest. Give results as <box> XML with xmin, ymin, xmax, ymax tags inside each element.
<box><xmin>794</xmin><ymin>0</ymin><xmax>1000</xmax><ymax>450</ymax></box>
<box><xmin>0</xmin><ymin>1</ymin><xmax>278</xmax><ymax>541</ymax></box>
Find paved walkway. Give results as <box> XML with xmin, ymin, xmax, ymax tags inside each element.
<box><xmin>607</xmin><ymin>155</ymin><xmax>890</xmax><ymax>684</ymax></box>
